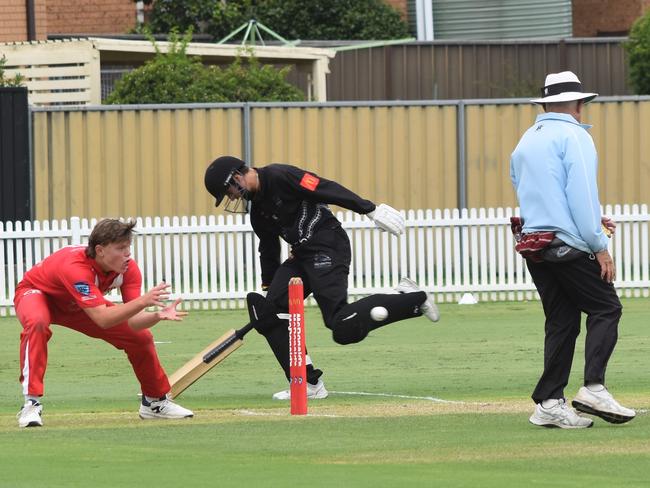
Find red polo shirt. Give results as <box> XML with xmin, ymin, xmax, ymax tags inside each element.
<box><xmin>18</xmin><ymin>245</ymin><xmax>142</xmax><ymax>311</ymax></box>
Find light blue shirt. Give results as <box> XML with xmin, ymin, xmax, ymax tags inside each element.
<box><xmin>510</xmin><ymin>112</ymin><xmax>609</xmax><ymax>253</ymax></box>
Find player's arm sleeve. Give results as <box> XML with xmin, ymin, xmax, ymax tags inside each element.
<box><xmin>251</xmin><ymin>211</ymin><xmax>281</xmax><ymax>286</ymax></box>
<box><xmin>281</xmin><ymin>165</ymin><xmax>376</xmax><ymax>214</ymax></box>
<box><xmin>120</xmin><ymin>261</ymin><xmax>143</xmax><ymax>303</ymax></box>
<box><xmin>564</xmin><ymin>131</ymin><xmax>609</xmax><ymax>252</ymax></box>
<box><xmin>510</xmin><ymin>153</ymin><xmax>518</xmax><ymax>189</ymax></box>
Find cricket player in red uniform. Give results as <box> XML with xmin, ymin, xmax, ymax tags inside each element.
<box><xmin>15</xmin><ymin>219</ymin><xmax>193</xmax><ymax>428</ymax></box>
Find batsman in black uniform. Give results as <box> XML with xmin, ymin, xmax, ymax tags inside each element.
<box><xmin>204</xmin><ymin>156</ymin><xmax>439</xmax><ymax>399</ymax></box>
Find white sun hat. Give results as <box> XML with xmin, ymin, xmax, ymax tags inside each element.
<box><xmin>530</xmin><ymin>71</ymin><xmax>598</xmax><ymax>105</ymax></box>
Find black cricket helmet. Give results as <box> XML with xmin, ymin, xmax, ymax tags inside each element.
<box><xmin>204</xmin><ymin>156</ymin><xmax>247</xmax><ymax>207</ymax></box>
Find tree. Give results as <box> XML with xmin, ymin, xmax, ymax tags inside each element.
<box><xmin>0</xmin><ymin>55</ymin><xmax>25</xmax><ymax>87</ymax></box>
<box><xmin>625</xmin><ymin>11</ymin><xmax>650</xmax><ymax>94</ymax></box>
<box><xmin>139</xmin><ymin>0</ymin><xmax>410</xmax><ymax>40</ymax></box>
<box><xmin>105</xmin><ymin>31</ymin><xmax>304</xmax><ymax>104</ymax></box>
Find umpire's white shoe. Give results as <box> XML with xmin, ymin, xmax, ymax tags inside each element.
<box><xmin>572</xmin><ymin>385</ymin><xmax>636</xmax><ymax>424</ymax></box>
<box><xmin>395</xmin><ymin>277</ymin><xmax>440</xmax><ymax>322</ymax></box>
<box><xmin>529</xmin><ymin>399</ymin><xmax>593</xmax><ymax>429</ymax></box>
<box><xmin>17</xmin><ymin>400</ymin><xmax>43</xmax><ymax>428</ymax></box>
<box><xmin>139</xmin><ymin>396</ymin><xmax>194</xmax><ymax>419</ymax></box>
<box><xmin>272</xmin><ymin>379</ymin><xmax>329</xmax><ymax>400</ymax></box>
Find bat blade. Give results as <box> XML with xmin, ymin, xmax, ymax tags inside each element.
<box><xmin>168</xmin><ymin>328</ymin><xmax>243</xmax><ymax>399</ymax></box>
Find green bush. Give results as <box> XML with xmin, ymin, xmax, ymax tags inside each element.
<box><xmin>625</xmin><ymin>11</ymin><xmax>650</xmax><ymax>94</ymax></box>
<box><xmin>105</xmin><ymin>31</ymin><xmax>304</xmax><ymax>104</ymax></box>
<box><xmin>141</xmin><ymin>0</ymin><xmax>410</xmax><ymax>41</ymax></box>
<box><xmin>0</xmin><ymin>55</ymin><xmax>25</xmax><ymax>87</ymax></box>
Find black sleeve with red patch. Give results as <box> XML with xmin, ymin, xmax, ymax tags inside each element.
<box><xmin>276</xmin><ymin>164</ymin><xmax>376</xmax><ymax>214</ymax></box>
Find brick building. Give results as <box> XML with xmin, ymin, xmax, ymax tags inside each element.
<box><xmin>1</xmin><ymin>0</ymin><xmax>650</xmax><ymax>43</ymax></box>
<box><xmin>0</xmin><ymin>0</ymin><xmax>47</xmax><ymax>42</ymax></box>
<box><xmin>0</xmin><ymin>0</ymin><xmax>138</xmax><ymax>42</ymax></box>
<box><xmin>45</xmin><ymin>0</ymin><xmax>137</xmax><ymax>36</ymax></box>
<box><xmin>573</xmin><ymin>0</ymin><xmax>650</xmax><ymax>36</ymax></box>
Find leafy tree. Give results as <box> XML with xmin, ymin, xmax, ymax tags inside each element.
<box><xmin>138</xmin><ymin>0</ymin><xmax>410</xmax><ymax>40</ymax></box>
<box><xmin>139</xmin><ymin>0</ymin><xmax>215</xmax><ymax>35</ymax></box>
<box><xmin>625</xmin><ymin>11</ymin><xmax>650</xmax><ymax>94</ymax></box>
<box><xmin>0</xmin><ymin>55</ymin><xmax>25</xmax><ymax>87</ymax></box>
<box><xmin>105</xmin><ymin>31</ymin><xmax>304</xmax><ymax>104</ymax></box>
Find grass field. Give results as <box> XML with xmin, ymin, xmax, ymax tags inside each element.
<box><xmin>1</xmin><ymin>299</ymin><xmax>648</xmax><ymax>487</ymax></box>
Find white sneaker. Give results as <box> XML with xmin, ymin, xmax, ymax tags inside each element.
<box><xmin>529</xmin><ymin>399</ymin><xmax>593</xmax><ymax>429</ymax></box>
<box><xmin>395</xmin><ymin>277</ymin><xmax>440</xmax><ymax>322</ymax></box>
<box><xmin>139</xmin><ymin>396</ymin><xmax>194</xmax><ymax>420</ymax></box>
<box><xmin>272</xmin><ymin>379</ymin><xmax>329</xmax><ymax>400</ymax></box>
<box><xmin>572</xmin><ymin>386</ymin><xmax>636</xmax><ymax>424</ymax></box>
<box><xmin>17</xmin><ymin>400</ymin><xmax>43</xmax><ymax>428</ymax></box>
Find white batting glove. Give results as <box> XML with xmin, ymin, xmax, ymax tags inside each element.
<box><xmin>367</xmin><ymin>203</ymin><xmax>405</xmax><ymax>236</ymax></box>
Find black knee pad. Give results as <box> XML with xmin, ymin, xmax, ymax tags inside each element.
<box><xmin>246</xmin><ymin>292</ymin><xmax>285</xmax><ymax>335</ymax></box>
<box><xmin>332</xmin><ymin>323</ymin><xmax>367</xmax><ymax>345</ymax></box>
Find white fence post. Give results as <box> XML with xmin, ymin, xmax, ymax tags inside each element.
<box><xmin>70</xmin><ymin>216</ymin><xmax>81</xmax><ymax>245</ymax></box>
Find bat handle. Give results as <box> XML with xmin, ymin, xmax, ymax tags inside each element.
<box><xmin>235</xmin><ymin>322</ymin><xmax>255</xmax><ymax>339</ymax></box>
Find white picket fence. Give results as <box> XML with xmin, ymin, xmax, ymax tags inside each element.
<box><xmin>1</xmin><ymin>205</ymin><xmax>649</xmax><ymax>316</ymax></box>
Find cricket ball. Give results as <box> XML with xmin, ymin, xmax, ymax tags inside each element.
<box><xmin>370</xmin><ymin>306</ymin><xmax>389</xmax><ymax>322</ymax></box>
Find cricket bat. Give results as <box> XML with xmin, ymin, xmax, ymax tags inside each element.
<box><xmin>168</xmin><ymin>322</ymin><xmax>254</xmax><ymax>399</ymax></box>
<box><xmin>168</xmin><ymin>292</ymin><xmax>280</xmax><ymax>398</ymax></box>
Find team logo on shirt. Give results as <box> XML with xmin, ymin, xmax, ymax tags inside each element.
<box><xmin>300</xmin><ymin>173</ymin><xmax>320</xmax><ymax>191</ymax></box>
<box><xmin>74</xmin><ymin>281</ymin><xmax>91</xmax><ymax>296</ymax></box>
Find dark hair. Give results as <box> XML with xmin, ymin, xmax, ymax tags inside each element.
<box><xmin>85</xmin><ymin>219</ymin><xmax>137</xmax><ymax>258</ymax></box>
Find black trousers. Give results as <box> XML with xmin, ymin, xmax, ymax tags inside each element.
<box><xmin>262</xmin><ymin>225</ymin><xmax>425</xmax><ymax>382</ymax></box>
<box><xmin>526</xmin><ymin>254</ymin><xmax>622</xmax><ymax>403</ymax></box>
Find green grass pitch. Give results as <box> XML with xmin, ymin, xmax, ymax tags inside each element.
<box><xmin>0</xmin><ymin>299</ymin><xmax>648</xmax><ymax>487</ymax></box>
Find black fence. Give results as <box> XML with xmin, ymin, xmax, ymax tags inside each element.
<box><xmin>0</xmin><ymin>87</ymin><xmax>31</xmax><ymax>222</ymax></box>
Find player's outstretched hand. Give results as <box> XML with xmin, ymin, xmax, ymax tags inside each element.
<box><xmin>368</xmin><ymin>203</ymin><xmax>405</xmax><ymax>236</ymax></box>
<box><xmin>142</xmin><ymin>282</ymin><xmax>171</xmax><ymax>308</ymax></box>
<box><xmin>158</xmin><ymin>298</ymin><xmax>188</xmax><ymax>321</ymax></box>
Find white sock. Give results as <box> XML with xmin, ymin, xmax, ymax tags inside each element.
<box><xmin>25</xmin><ymin>395</ymin><xmax>41</xmax><ymax>405</ymax></box>
<box><xmin>586</xmin><ymin>383</ymin><xmax>605</xmax><ymax>392</ymax></box>
<box><xmin>144</xmin><ymin>395</ymin><xmax>165</xmax><ymax>403</ymax></box>
<box><xmin>541</xmin><ymin>399</ymin><xmax>559</xmax><ymax>408</ymax></box>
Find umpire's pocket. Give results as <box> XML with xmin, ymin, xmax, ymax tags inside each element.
<box><xmin>542</xmin><ymin>239</ymin><xmax>587</xmax><ymax>263</ymax></box>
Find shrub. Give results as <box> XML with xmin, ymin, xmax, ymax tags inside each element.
<box><xmin>105</xmin><ymin>31</ymin><xmax>304</xmax><ymax>104</ymax></box>
<box><xmin>142</xmin><ymin>0</ymin><xmax>410</xmax><ymax>41</ymax></box>
<box><xmin>0</xmin><ymin>55</ymin><xmax>25</xmax><ymax>87</ymax></box>
<box><xmin>625</xmin><ymin>11</ymin><xmax>650</xmax><ymax>94</ymax></box>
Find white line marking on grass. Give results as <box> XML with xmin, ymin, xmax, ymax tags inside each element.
<box><xmin>237</xmin><ymin>409</ymin><xmax>284</xmax><ymax>416</ymax></box>
<box><xmin>154</xmin><ymin>341</ymin><xmax>172</xmax><ymax>344</ymax></box>
<box><xmin>330</xmin><ymin>391</ymin><xmax>466</xmax><ymax>404</ymax></box>
<box><xmin>236</xmin><ymin>409</ymin><xmax>340</xmax><ymax>418</ymax></box>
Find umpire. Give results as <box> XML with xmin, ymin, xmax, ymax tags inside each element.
<box><xmin>511</xmin><ymin>71</ymin><xmax>635</xmax><ymax>428</ymax></box>
<box><xmin>205</xmin><ymin>156</ymin><xmax>439</xmax><ymax>400</ymax></box>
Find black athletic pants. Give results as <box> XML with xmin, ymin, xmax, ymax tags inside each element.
<box><xmin>262</xmin><ymin>225</ymin><xmax>425</xmax><ymax>383</ymax></box>
<box><xmin>526</xmin><ymin>254</ymin><xmax>622</xmax><ymax>404</ymax></box>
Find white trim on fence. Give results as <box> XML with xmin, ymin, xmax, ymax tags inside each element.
<box><xmin>1</xmin><ymin>205</ymin><xmax>648</xmax><ymax>316</ymax></box>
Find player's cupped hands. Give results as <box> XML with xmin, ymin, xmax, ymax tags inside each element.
<box><xmin>143</xmin><ymin>282</ymin><xmax>172</xmax><ymax>307</ymax></box>
<box><xmin>158</xmin><ymin>298</ymin><xmax>188</xmax><ymax>321</ymax></box>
